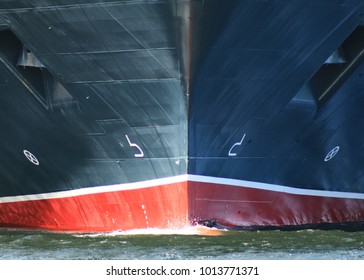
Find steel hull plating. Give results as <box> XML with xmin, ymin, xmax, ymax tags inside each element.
<box><xmin>0</xmin><ymin>177</ymin><xmax>189</xmax><ymax>232</ymax></box>
<box><xmin>1</xmin><ymin>176</ymin><xmax>364</xmax><ymax>232</ymax></box>
<box><xmin>189</xmin><ymin>177</ymin><xmax>364</xmax><ymax>230</ymax></box>
<box><xmin>1</xmin><ymin>1</ymin><xmax>364</xmax><ymax>232</ymax></box>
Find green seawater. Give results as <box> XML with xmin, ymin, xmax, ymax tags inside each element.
<box><xmin>0</xmin><ymin>227</ymin><xmax>363</xmax><ymax>260</ymax></box>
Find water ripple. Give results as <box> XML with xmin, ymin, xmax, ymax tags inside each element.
<box><xmin>0</xmin><ymin>228</ymin><xmax>364</xmax><ymax>260</ymax></box>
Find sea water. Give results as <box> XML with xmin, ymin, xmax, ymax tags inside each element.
<box><xmin>0</xmin><ymin>226</ymin><xmax>363</xmax><ymax>260</ymax></box>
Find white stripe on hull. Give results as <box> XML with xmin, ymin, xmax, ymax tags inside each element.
<box><xmin>1</xmin><ymin>174</ymin><xmax>364</xmax><ymax>203</ymax></box>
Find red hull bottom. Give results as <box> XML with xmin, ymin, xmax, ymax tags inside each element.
<box><xmin>189</xmin><ymin>181</ymin><xmax>364</xmax><ymax>229</ymax></box>
<box><xmin>1</xmin><ymin>176</ymin><xmax>364</xmax><ymax>232</ymax></box>
<box><xmin>0</xmin><ymin>181</ymin><xmax>189</xmax><ymax>233</ymax></box>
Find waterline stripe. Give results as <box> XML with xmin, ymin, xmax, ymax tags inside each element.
<box><xmin>0</xmin><ymin>175</ymin><xmax>188</xmax><ymax>203</ymax></box>
<box><xmin>1</xmin><ymin>174</ymin><xmax>364</xmax><ymax>203</ymax></box>
<box><xmin>188</xmin><ymin>175</ymin><xmax>364</xmax><ymax>200</ymax></box>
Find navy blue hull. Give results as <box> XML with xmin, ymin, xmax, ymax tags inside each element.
<box><xmin>189</xmin><ymin>1</ymin><xmax>364</xmax><ymax>194</ymax></box>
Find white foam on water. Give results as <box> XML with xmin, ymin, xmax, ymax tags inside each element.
<box><xmin>76</xmin><ymin>225</ymin><xmax>227</xmax><ymax>238</ymax></box>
